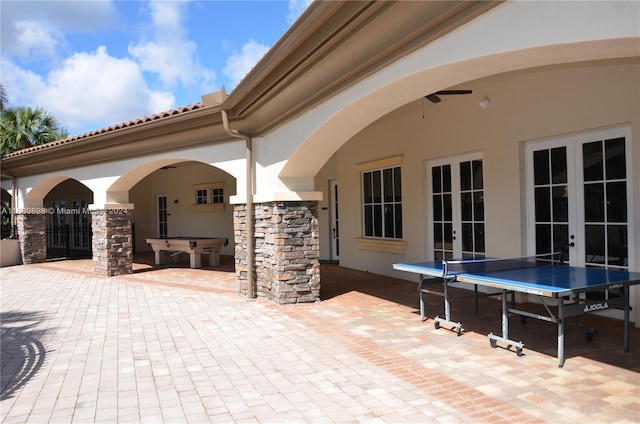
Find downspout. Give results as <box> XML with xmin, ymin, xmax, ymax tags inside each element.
<box><xmin>221</xmin><ymin>110</ymin><xmax>255</xmax><ymax>299</ymax></box>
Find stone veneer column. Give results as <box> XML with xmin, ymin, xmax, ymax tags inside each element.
<box><xmin>16</xmin><ymin>213</ymin><xmax>47</xmax><ymax>264</ymax></box>
<box><xmin>234</xmin><ymin>201</ymin><xmax>320</xmax><ymax>304</ymax></box>
<box><xmin>92</xmin><ymin>209</ymin><xmax>132</xmax><ymax>276</ymax></box>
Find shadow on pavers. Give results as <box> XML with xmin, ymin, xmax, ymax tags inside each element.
<box><xmin>0</xmin><ymin>311</ymin><xmax>52</xmax><ymax>401</ymax></box>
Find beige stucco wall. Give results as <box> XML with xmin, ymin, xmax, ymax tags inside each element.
<box><xmin>129</xmin><ymin>162</ymin><xmax>236</xmax><ymax>254</ymax></box>
<box><xmin>43</xmin><ymin>179</ymin><xmax>94</xmax><ymax>206</ymax></box>
<box><xmin>333</xmin><ymin>60</ymin><xmax>639</xmax><ymax>277</ymax></box>
<box><xmin>1</xmin><ymin>239</ymin><xmax>21</xmax><ymax>267</ymax></box>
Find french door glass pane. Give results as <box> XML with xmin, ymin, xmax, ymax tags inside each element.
<box><xmin>533</xmin><ymin>147</ymin><xmax>567</xmax><ymax>257</ymax></box>
<box><xmin>607</xmin><ymin>225</ymin><xmax>628</xmax><ymax>267</ymax></box>
<box><xmin>605</xmin><ymin>137</ymin><xmax>626</xmax><ymax>179</ymax></box>
<box><xmin>432</xmin><ymin>167</ymin><xmax>441</xmax><ymax>193</ymax></box>
<box><xmin>536</xmin><ymin>224</ymin><xmax>551</xmax><ymax>254</ymax></box>
<box><xmin>442</xmin><ymin>165</ymin><xmax>451</xmax><ymax>192</ymax></box>
<box><xmin>582</xmin><ymin>139</ymin><xmax>628</xmax><ymax>268</ymax></box>
<box><xmin>443</xmin><ymin>194</ymin><xmax>452</xmax><ymax>221</ymax></box>
<box><xmin>583</xmin><ymin>141</ymin><xmax>603</xmax><ymax>181</ymax></box>
<box><xmin>460</xmin><ymin>159</ymin><xmax>484</xmax><ymax>257</ymax></box>
<box><xmin>551</xmin><ymin>147</ymin><xmax>567</xmax><ymax>184</ymax></box>
<box><xmin>535</xmin><ymin>187</ymin><xmax>551</xmax><ymax>222</ymax></box>
<box><xmin>607</xmin><ymin>182</ymin><xmax>627</xmax><ymax>222</ymax></box>
<box><xmin>533</xmin><ymin>150</ymin><xmax>550</xmax><ymax>185</ymax></box>
<box><xmin>433</xmin><ymin>195</ymin><xmax>442</xmax><ymax>221</ymax></box>
<box><xmin>433</xmin><ymin>164</ymin><xmax>453</xmax><ymax>259</ymax></box>
<box><xmin>461</xmin><ymin>193</ymin><xmax>472</xmax><ymax>221</ymax></box>
<box><xmin>585</xmin><ymin>224</ymin><xmax>605</xmax><ymax>265</ymax></box>
<box><xmin>475</xmin><ymin>223</ymin><xmax>485</xmax><ymax>253</ymax></box>
<box><xmin>462</xmin><ymin>223</ymin><xmax>472</xmax><ymax>252</ymax></box>
<box><xmin>472</xmin><ymin>160</ymin><xmax>483</xmax><ymax>190</ymax></box>
<box><xmin>553</xmin><ymin>224</ymin><xmax>569</xmax><ymax>260</ymax></box>
<box><xmin>552</xmin><ymin>186</ymin><xmax>568</xmax><ymax>222</ymax></box>
<box><xmin>584</xmin><ymin>183</ymin><xmax>604</xmax><ymax>222</ymax></box>
<box><xmin>460</xmin><ymin>162</ymin><xmax>471</xmax><ymax>191</ymax></box>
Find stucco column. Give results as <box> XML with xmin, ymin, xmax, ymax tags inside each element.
<box><xmin>234</xmin><ymin>201</ymin><xmax>320</xmax><ymax>304</ymax></box>
<box><xmin>16</xmin><ymin>212</ymin><xmax>47</xmax><ymax>264</ymax></box>
<box><xmin>91</xmin><ymin>209</ymin><xmax>132</xmax><ymax>276</ymax></box>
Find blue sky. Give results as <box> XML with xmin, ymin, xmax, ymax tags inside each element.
<box><xmin>1</xmin><ymin>0</ymin><xmax>312</xmax><ymax>136</ymax></box>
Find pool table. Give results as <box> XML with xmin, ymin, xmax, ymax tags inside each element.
<box><xmin>145</xmin><ymin>237</ymin><xmax>228</xmax><ymax>268</ymax></box>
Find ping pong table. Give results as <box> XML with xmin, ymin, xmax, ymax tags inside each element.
<box><xmin>393</xmin><ymin>254</ymin><xmax>640</xmax><ymax>367</ymax></box>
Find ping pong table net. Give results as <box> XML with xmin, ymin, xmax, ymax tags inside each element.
<box><xmin>442</xmin><ymin>252</ymin><xmax>562</xmax><ymax>277</ymax></box>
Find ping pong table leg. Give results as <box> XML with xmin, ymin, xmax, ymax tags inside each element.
<box><xmin>558</xmin><ymin>300</ymin><xmax>565</xmax><ymax>368</ymax></box>
<box><xmin>624</xmin><ymin>285</ymin><xmax>630</xmax><ymax>353</ymax></box>
<box><xmin>488</xmin><ymin>290</ymin><xmax>524</xmax><ymax>356</ymax></box>
<box><xmin>501</xmin><ymin>290</ymin><xmax>509</xmax><ymax>341</ymax></box>
<box><xmin>475</xmin><ymin>284</ymin><xmax>479</xmax><ymax>314</ymax></box>
<box><xmin>432</xmin><ymin>277</ymin><xmax>462</xmax><ymax>335</ymax></box>
<box><xmin>420</xmin><ymin>281</ymin><xmax>426</xmax><ymax>321</ymax></box>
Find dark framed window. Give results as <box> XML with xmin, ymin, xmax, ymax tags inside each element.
<box><xmin>211</xmin><ymin>188</ymin><xmax>224</xmax><ymax>204</ymax></box>
<box><xmin>195</xmin><ymin>189</ymin><xmax>208</xmax><ymax>204</ymax></box>
<box><xmin>362</xmin><ymin>166</ymin><xmax>402</xmax><ymax>239</ymax></box>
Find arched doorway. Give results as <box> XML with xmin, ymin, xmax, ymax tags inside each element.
<box><xmin>43</xmin><ymin>179</ymin><xmax>94</xmax><ymax>259</ymax></box>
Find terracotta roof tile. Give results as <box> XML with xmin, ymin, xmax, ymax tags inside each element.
<box><xmin>2</xmin><ymin>102</ymin><xmax>204</xmax><ymax>159</ymax></box>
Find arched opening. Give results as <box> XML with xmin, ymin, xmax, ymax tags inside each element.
<box><xmin>111</xmin><ymin>160</ymin><xmax>237</xmax><ymax>270</ymax></box>
<box><xmin>42</xmin><ymin>179</ymin><xmax>94</xmax><ymax>260</ymax></box>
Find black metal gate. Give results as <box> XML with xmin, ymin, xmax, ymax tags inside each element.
<box><xmin>46</xmin><ymin>224</ymin><xmax>92</xmax><ymax>259</ymax></box>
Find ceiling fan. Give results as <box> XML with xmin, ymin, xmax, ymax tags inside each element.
<box><xmin>425</xmin><ymin>90</ymin><xmax>472</xmax><ymax>103</ymax></box>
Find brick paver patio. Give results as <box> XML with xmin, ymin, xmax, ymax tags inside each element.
<box><xmin>1</xmin><ymin>255</ymin><xmax>639</xmax><ymax>423</ymax></box>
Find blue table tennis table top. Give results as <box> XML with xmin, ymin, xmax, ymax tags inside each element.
<box><xmin>393</xmin><ymin>261</ymin><xmax>640</xmax><ymax>298</ymax></box>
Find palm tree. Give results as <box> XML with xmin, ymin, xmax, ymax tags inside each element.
<box><xmin>0</xmin><ymin>83</ymin><xmax>7</xmax><ymax>111</ymax></box>
<box><xmin>0</xmin><ymin>106</ymin><xmax>68</xmax><ymax>154</ymax></box>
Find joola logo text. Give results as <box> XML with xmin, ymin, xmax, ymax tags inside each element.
<box><xmin>584</xmin><ymin>302</ymin><xmax>608</xmax><ymax>312</ymax></box>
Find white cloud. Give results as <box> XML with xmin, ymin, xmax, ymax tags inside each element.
<box><xmin>12</xmin><ymin>21</ymin><xmax>64</xmax><ymax>61</ymax></box>
<box><xmin>1</xmin><ymin>0</ymin><xmax>119</xmax><ymax>58</ymax></box>
<box><xmin>2</xmin><ymin>47</ymin><xmax>175</xmax><ymax>134</ymax></box>
<box><xmin>222</xmin><ymin>40</ymin><xmax>270</xmax><ymax>89</ymax></box>
<box><xmin>128</xmin><ymin>1</ymin><xmax>215</xmax><ymax>92</ymax></box>
<box><xmin>287</xmin><ymin>0</ymin><xmax>313</xmax><ymax>25</ymax></box>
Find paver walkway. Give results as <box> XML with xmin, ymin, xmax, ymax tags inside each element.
<box><xmin>1</xmin><ymin>257</ymin><xmax>639</xmax><ymax>423</ymax></box>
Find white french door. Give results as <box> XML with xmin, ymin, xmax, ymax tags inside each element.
<box><xmin>427</xmin><ymin>153</ymin><xmax>485</xmax><ymax>260</ymax></box>
<box><xmin>330</xmin><ymin>180</ymin><xmax>340</xmax><ymax>261</ymax></box>
<box><xmin>526</xmin><ymin>125</ymin><xmax>634</xmax><ymax>317</ymax></box>
<box><xmin>157</xmin><ymin>194</ymin><xmax>168</xmax><ymax>238</ymax></box>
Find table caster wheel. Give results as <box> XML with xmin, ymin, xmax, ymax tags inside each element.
<box><xmin>516</xmin><ymin>347</ymin><xmax>524</xmax><ymax>357</ymax></box>
<box><xmin>490</xmin><ymin>339</ymin><xmax>497</xmax><ymax>349</ymax></box>
<box><xmin>456</xmin><ymin>326</ymin><xmax>462</xmax><ymax>337</ymax></box>
<box><xmin>434</xmin><ymin>321</ymin><xmax>440</xmax><ymax>330</ymax></box>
